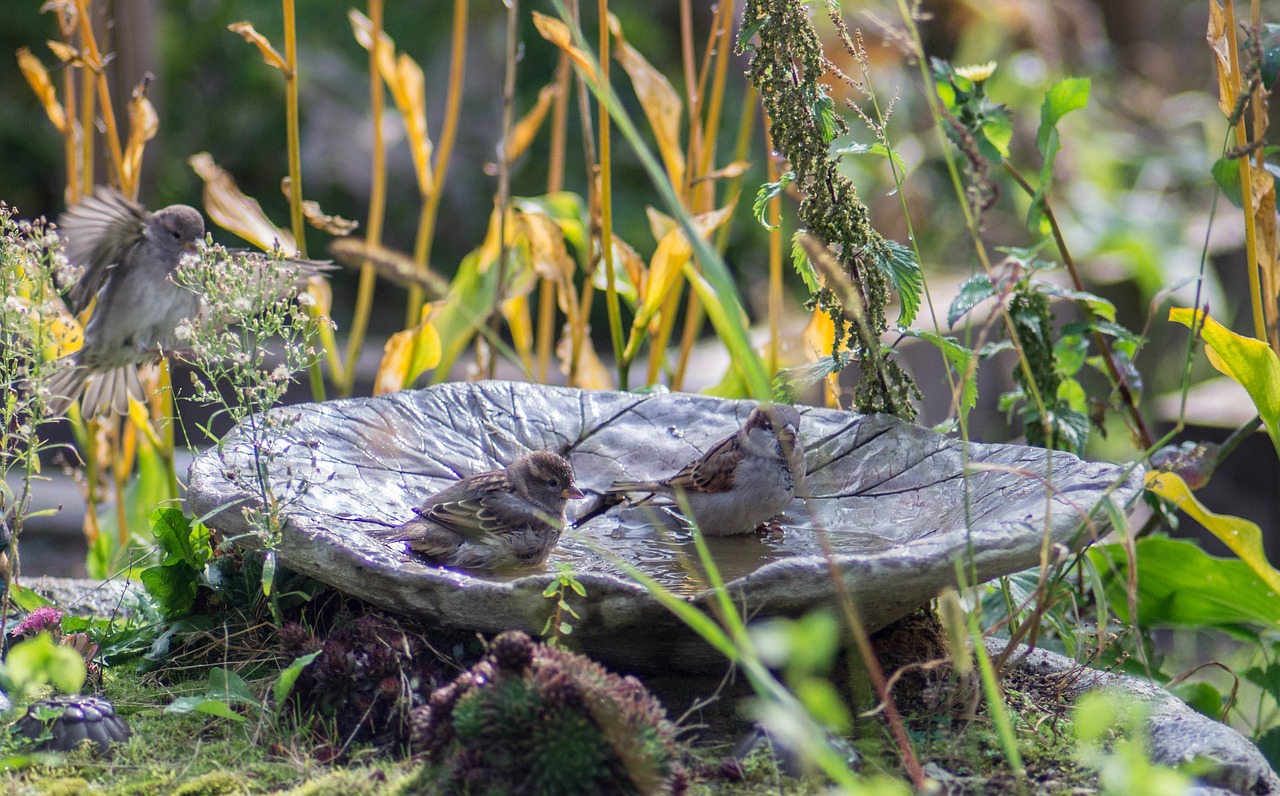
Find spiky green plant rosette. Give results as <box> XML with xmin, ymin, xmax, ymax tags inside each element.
<box><xmin>410</xmin><ymin>630</ymin><xmax>688</xmax><ymax>796</ymax></box>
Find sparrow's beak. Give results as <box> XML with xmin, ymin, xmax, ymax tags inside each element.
<box><xmin>183</xmin><ymin>240</ymin><xmax>200</xmax><ymax>254</ymax></box>
<box><xmin>564</xmin><ymin>484</ymin><xmax>586</xmax><ymax>500</ymax></box>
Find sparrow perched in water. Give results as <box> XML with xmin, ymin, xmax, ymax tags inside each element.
<box><xmin>46</xmin><ymin>185</ymin><xmax>205</xmax><ymax>417</ymax></box>
<box><xmin>372</xmin><ymin>451</ymin><xmax>585</xmax><ymax>571</ymax></box>
<box><xmin>606</xmin><ymin>404</ymin><xmax>805</xmax><ymax>536</ymax></box>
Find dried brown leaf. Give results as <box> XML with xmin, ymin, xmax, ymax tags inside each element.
<box><xmin>280</xmin><ymin>177</ymin><xmax>359</xmax><ymax>236</ymax></box>
<box><xmin>227</xmin><ymin>21</ymin><xmax>288</xmax><ymax>72</ymax></box>
<box><xmin>328</xmin><ymin>237</ymin><xmax>448</xmax><ymax>299</ymax></box>
<box><xmin>189</xmin><ymin>152</ymin><xmax>296</xmax><ymax>252</ymax></box>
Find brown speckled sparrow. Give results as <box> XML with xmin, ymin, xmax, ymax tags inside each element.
<box><xmin>606</xmin><ymin>404</ymin><xmax>805</xmax><ymax>536</ymax></box>
<box><xmin>46</xmin><ymin>186</ymin><xmax>204</xmax><ymax>417</ymax></box>
<box><xmin>373</xmin><ymin>451</ymin><xmax>585</xmax><ymax>571</ymax></box>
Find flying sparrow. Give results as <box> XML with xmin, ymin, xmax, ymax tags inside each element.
<box><xmin>606</xmin><ymin>403</ymin><xmax>805</xmax><ymax>536</ymax></box>
<box><xmin>372</xmin><ymin>451</ymin><xmax>586</xmax><ymax>571</ymax></box>
<box><xmin>46</xmin><ymin>185</ymin><xmax>205</xmax><ymax>418</ymax></box>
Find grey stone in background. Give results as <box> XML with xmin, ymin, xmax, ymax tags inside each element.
<box><xmin>188</xmin><ymin>381</ymin><xmax>1144</xmax><ymax>672</ymax></box>
<box><xmin>993</xmin><ymin>639</ymin><xmax>1280</xmax><ymax>795</ymax></box>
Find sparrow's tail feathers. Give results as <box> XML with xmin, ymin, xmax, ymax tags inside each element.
<box><xmin>44</xmin><ymin>358</ymin><xmax>88</xmax><ymax>418</ymax></box>
<box><xmin>81</xmin><ymin>365</ymin><xmax>144</xmax><ymax>418</ymax></box>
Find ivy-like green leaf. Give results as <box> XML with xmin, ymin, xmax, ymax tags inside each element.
<box><xmin>1039</xmin><ymin>283</ymin><xmax>1116</xmax><ymax>322</ymax></box>
<box><xmin>752</xmin><ymin>171</ymin><xmax>795</xmax><ymax>231</ymax></box>
<box><xmin>947</xmin><ymin>273</ymin><xmax>997</xmax><ymax>327</ymax></box>
<box><xmin>872</xmin><ymin>240</ymin><xmax>922</xmax><ymax>326</ymax></box>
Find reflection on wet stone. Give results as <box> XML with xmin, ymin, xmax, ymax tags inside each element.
<box><xmin>188</xmin><ymin>381</ymin><xmax>1144</xmax><ymax>672</ymax></box>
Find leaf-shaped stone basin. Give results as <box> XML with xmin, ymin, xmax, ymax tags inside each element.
<box><xmin>187</xmin><ymin>381</ymin><xmax>1143</xmax><ymax>672</ymax></box>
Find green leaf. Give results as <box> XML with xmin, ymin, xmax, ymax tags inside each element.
<box><xmin>1244</xmin><ymin>664</ymin><xmax>1280</xmax><ymax>705</ymax></box>
<box><xmin>1257</xmin><ymin>726</ymin><xmax>1280</xmax><ymax>772</ymax></box>
<box><xmin>1212</xmin><ymin>156</ymin><xmax>1244</xmax><ymax>209</ymax></box>
<box><xmin>735</xmin><ymin>12</ymin><xmax>769</xmax><ymax>52</ymax></box>
<box><xmin>835</xmin><ymin>141</ymin><xmax>906</xmax><ymax>174</ymax></box>
<box><xmin>141</xmin><ymin>562</ymin><xmax>201</xmax><ymax>618</ymax></box>
<box><xmin>1036</xmin><ymin>78</ymin><xmax>1091</xmax><ymax>155</ymax></box>
<box><xmin>1053</xmin><ymin>333</ymin><xmax>1089</xmax><ymax>376</ymax></box>
<box><xmin>812</xmin><ymin>94</ymin><xmax>838</xmax><ymax>144</ymax></box>
<box><xmin>151</xmin><ymin>508</ymin><xmax>211</xmax><ymax>569</ymax></box>
<box><xmin>208</xmin><ymin>667</ymin><xmax>257</xmax><ymax>704</ymax></box>
<box><xmin>273</xmin><ymin>651</ymin><xmax>321</xmax><ymax>707</ymax></box>
<box><xmin>1040</xmin><ymin>283</ymin><xmax>1116</xmax><ymax>322</ymax></box>
<box><xmin>261</xmin><ymin>550</ymin><xmax>277</xmax><ymax>598</ymax></box>
<box><xmin>795</xmin><ymin>677</ymin><xmax>851</xmax><ymax>733</ymax></box>
<box><xmin>3</xmin><ymin>633</ymin><xmax>86</xmax><ymax>696</ymax></box>
<box><xmin>948</xmin><ymin>274</ymin><xmax>996</xmax><ymax>327</ymax></box>
<box><xmin>790</xmin><ymin>231</ymin><xmax>821</xmax><ymax>294</ymax></box>
<box><xmin>1170</xmin><ymin>681</ymin><xmax>1224</xmax><ymax>720</ymax></box>
<box><xmin>903</xmin><ymin>330</ymin><xmax>978</xmax><ymax>416</ymax></box>
<box><xmin>9</xmin><ymin>584</ymin><xmax>53</xmax><ymax>613</ymax></box>
<box><xmin>873</xmin><ymin>240</ymin><xmax>923</xmax><ymax>326</ymax></box>
<box><xmin>1169</xmin><ymin>307</ymin><xmax>1280</xmax><ymax>458</ymax></box>
<box><xmin>980</xmin><ymin>112</ymin><xmax>1013</xmax><ymax>159</ymax></box>
<box><xmin>166</xmin><ymin>697</ymin><xmax>247</xmax><ymax>723</ymax></box>
<box><xmin>753</xmin><ymin>172</ymin><xmax>794</xmax><ymax>231</ymax></box>
<box><xmin>1089</xmin><ymin>535</ymin><xmax>1280</xmax><ymax>629</ymax></box>
<box><xmin>1028</xmin><ymin>77</ymin><xmax>1090</xmax><ymax>233</ymax></box>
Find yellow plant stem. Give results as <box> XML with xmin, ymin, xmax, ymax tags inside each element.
<box><xmin>535</xmin><ymin>52</ymin><xmax>575</xmax><ymax>382</ymax></box>
<box><xmin>597</xmin><ymin>0</ymin><xmax>626</xmax><ymax>388</ymax></box>
<box><xmin>343</xmin><ymin>0</ymin><xmax>387</xmax><ymax>397</ymax></box>
<box><xmin>78</xmin><ymin>41</ymin><xmax>95</xmax><ymax>194</ymax></box>
<box><xmin>765</xmin><ymin>124</ymin><xmax>783</xmax><ymax>377</ymax></box>
<box><xmin>1223</xmin><ymin>0</ymin><xmax>1269</xmax><ymax>345</ymax></box>
<box><xmin>678</xmin><ymin>0</ymin><xmax>702</xmax><ymax>200</ymax></box>
<box><xmin>646</xmin><ymin>285</ymin><xmax>684</xmax><ymax>385</ymax></box>
<box><xmin>671</xmin><ymin>292</ymin><xmax>702</xmax><ymax>389</ymax></box>
<box><xmin>112</xmin><ymin>421</ymin><xmax>131</xmax><ymax>548</ymax></box>
<box><xmin>408</xmin><ymin>0</ymin><xmax>469</xmax><ymax>325</ymax></box>
<box><xmin>72</xmin><ymin>0</ymin><xmax>126</xmax><ymax>189</ymax></box>
<box><xmin>279</xmin><ymin>0</ymin><xmax>327</xmax><ymax>401</ymax></box>
<box><xmin>62</xmin><ymin>46</ymin><xmax>79</xmax><ymax>203</ymax></box>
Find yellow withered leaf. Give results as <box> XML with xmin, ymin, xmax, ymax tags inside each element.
<box><xmin>349</xmin><ymin>10</ymin><xmax>434</xmax><ymax>194</ymax></box>
<box><xmin>557</xmin><ymin>325</ymin><xmax>613</xmax><ymax>390</ymax></box>
<box><xmin>17</xmin><ymin>47</ymin><xmax>67</xmax><ymax>134</ymax></box>
<box><xmin>189</xmin><ymin>152</ymin><xmax>296</xmax><ymax>253</ymax></box>
<box><xmin>608</xmin><ymin>14</ymin><xmax>684</xmax><ymax>189</ymax></box>
<box><xmin>375</xmin><ymin>305</ymin><xmax>442</xmax><ymax>395</ymax></box>
<box><xmin>521</xmin><ymin>211</ymin><xmax>576</xmax><ymax>286</ymax></box>
<box><xmin>1206</xmin><ymin>1</ymin><xmax>1233</xmax><ymax>118</ymax></box>
<box><xmin>507</xmin><ymin>83</ymin><xmax>559</xmax><ymax>166</ymax></box>
<box><xmin>121</xmin><ymin>78</ymin><xmax>158</xmax><ymax>198</ymax></box>
<box><xmin>44</xmin><ymin>40</ymin><xmax>80</xmax><ymax>64</ymax></box>
<box><xmin>502</xmin><ymin>294</ymin><xmax>534</xmax><ymax>370</ymax></box>
<box><xmin>693</xmin><ymin>160</ymin><xmax>753</xmax><ymax>183</ymax></box>
<box><xmin>227</xmin><ymin>21</ymin><xmax>288</xmax><ymax>72</ymax></box>
<box><xmin>531</xmin><ymin>12</ymin><xmax>598</xmax><ymax>85</ymax></box>
<box><xmin>395</xmin><ymin>54</ymin><xmax>433</xmax><ymax>195</ymax></box>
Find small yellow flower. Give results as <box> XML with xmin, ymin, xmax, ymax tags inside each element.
<box><xmin>955</xmin><ymin>61</ymin><xmax>998</xmax><ymax>83</ymax></box>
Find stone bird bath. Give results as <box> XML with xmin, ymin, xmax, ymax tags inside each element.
<box><xmin>187</xmin><ymin>381</ymin><xmax>1143</xmax><ymax>672</ymax></box>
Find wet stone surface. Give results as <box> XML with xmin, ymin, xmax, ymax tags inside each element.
<box><xmin>187</xmin><ymin>381</ymin><xmax>1144</xmax><ymax>672</ymax></box>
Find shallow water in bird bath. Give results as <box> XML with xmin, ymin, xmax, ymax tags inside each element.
<box><xmin>545</xmin><ymin>504</ymin><xmax>904</xmax><ymax>597</ymax></box>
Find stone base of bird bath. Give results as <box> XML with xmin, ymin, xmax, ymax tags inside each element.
<box><xmin>187</xmin><ymin>381</ymin><xmax>1144</xmax><ymax>673</ymax></box>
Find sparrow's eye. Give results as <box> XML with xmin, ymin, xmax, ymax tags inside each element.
<box><xmin>170</xmin><ymin>229</ymin><xmax>181</xmax><ymax>240</ymax></box>
<box><xmin>546</xmin><ymin>478</ymin><xmax>560</xmax><ymax>488</ymax></box>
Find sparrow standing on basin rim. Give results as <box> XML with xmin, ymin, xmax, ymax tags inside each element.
<box><xmin>372</xmin><ymin>451</ymin><xmax>585</xmax><ymax>571</ymax></box>
<box><xmin>606</xmin><ymin>403</ymin><xmax>805</xmax><ymax>536</ymax></box>
<box><xmin>46</xmin><ymin>185</ymin><xmax>205</xmax><ymax>418</ymax></box>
